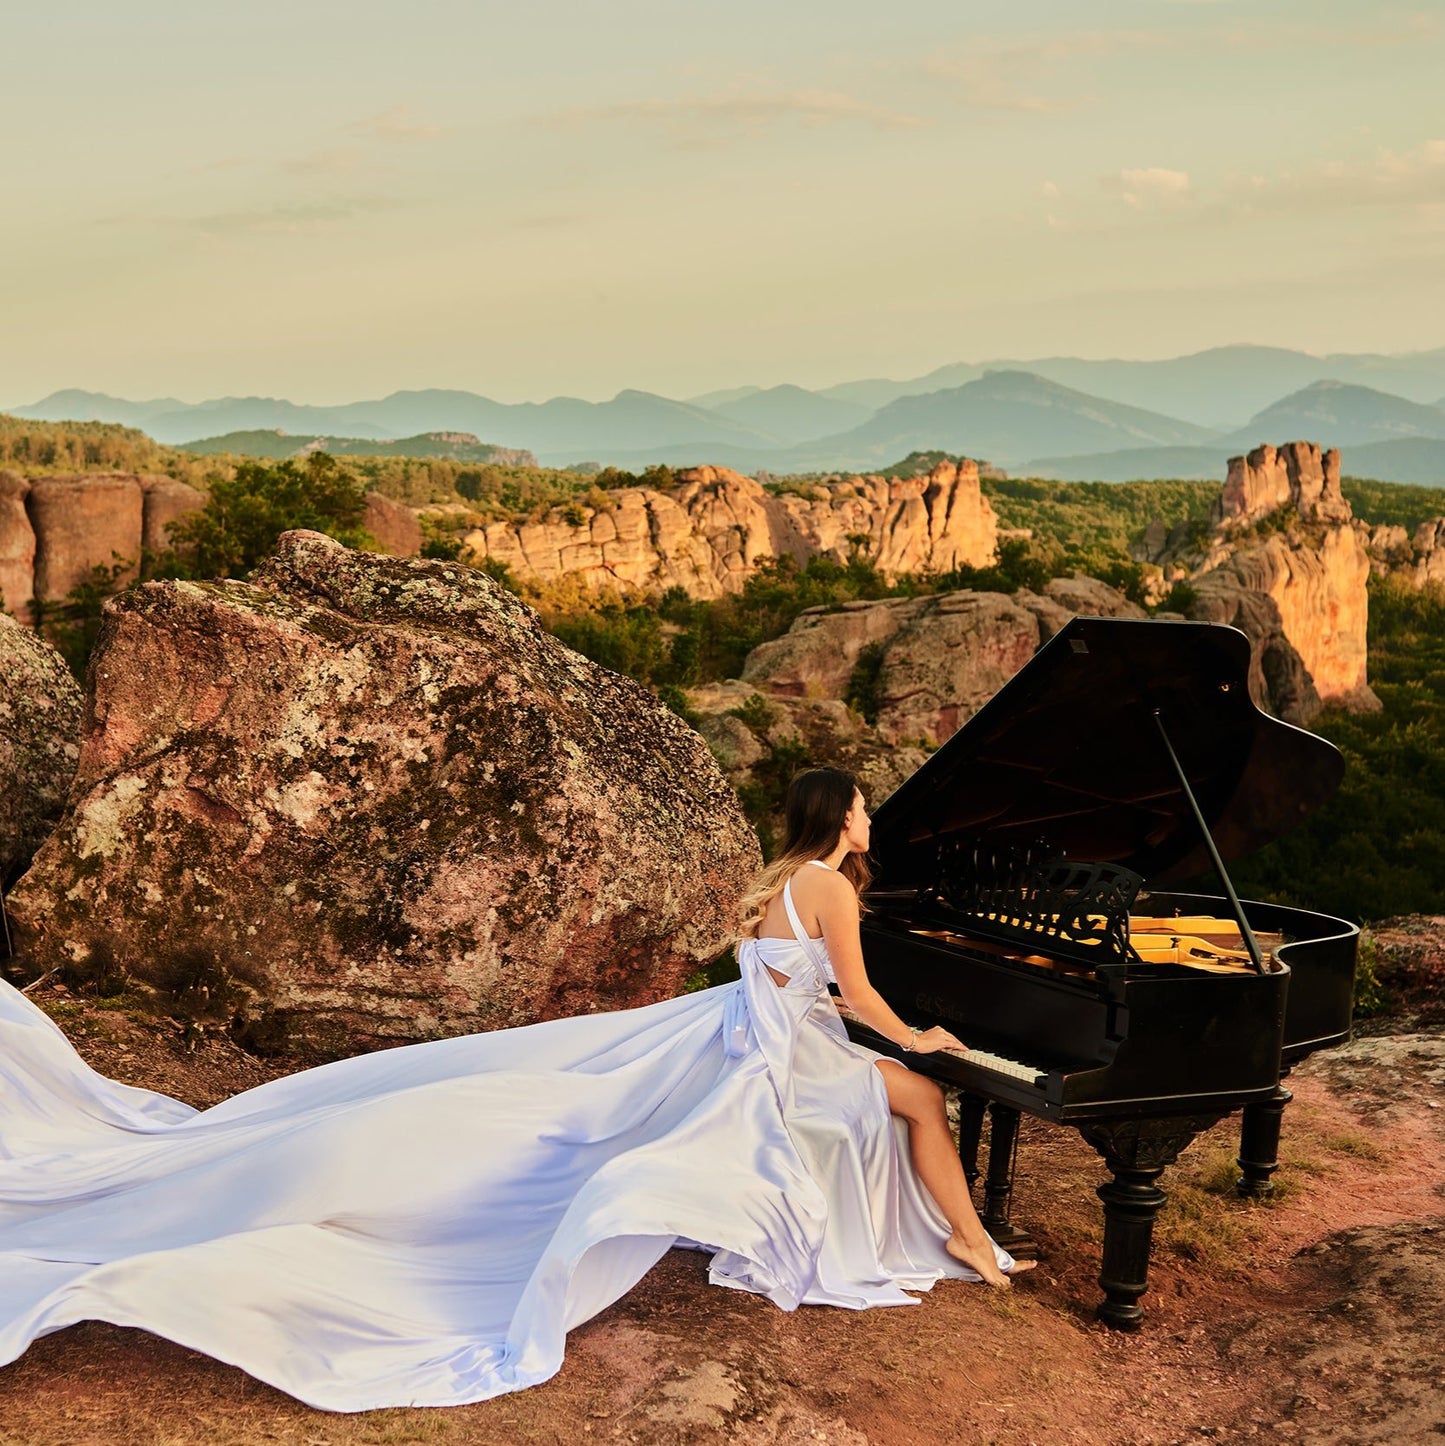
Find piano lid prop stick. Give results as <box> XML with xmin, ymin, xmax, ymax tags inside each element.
<box><xmin>1151</xmin><ymin>709</ymin><xmax>1267</xmax><ymax>975</ymax></box>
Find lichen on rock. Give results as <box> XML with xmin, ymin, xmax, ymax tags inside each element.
<box><xmin>0</xmin><ymin>612</ymin><xmax>84</xmax><ymax>882</ymax></box>
<box><xmin>7</xmin><ymin>531</ymin><xmax>759</xmax><ymax>1054</ymax></box>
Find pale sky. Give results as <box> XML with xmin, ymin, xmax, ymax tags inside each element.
<box><xmin>3</xmin><ymin>0</ymin><xmax>1444</xmax><ymax>406</ymax></box>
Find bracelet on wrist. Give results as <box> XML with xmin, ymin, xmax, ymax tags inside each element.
<box><xmin>901</xmin><ymin>1026</ymin><xmax>922</xmax><ymax>1052</ymax></box>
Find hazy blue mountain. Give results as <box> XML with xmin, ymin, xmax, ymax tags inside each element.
<box><xmin>813</xmin><ymin>347</ymin><xmax>1445</xmax><ymax>431</ymax></box>
<box><xmin>1020</xmin><ymin>445</ymin><xmax>1233</xmax><ymax>482</ymax></box>
<box><xmin>816</xmin><ymin>363</ymin><xmax>984</xmax><ymax>411</ymax></box>
<box><xmin>1020</xmin><ymin>434</ymin><xmax>1445</xmax><ymax>486</ymax></box>
<box><xmin>709</xmin><ymin>385</ymin><xmax>872</xmax><ymax>445</ymax></box>
<box><xmin>1337</xmin><ymin>438</ymin><xmax>1445</xmax><ymax>485</ymax></box>
<box><xmin>13</xmin><ymin>389</ymin><xmax>190</xmax><ymax>428</ymax></box>
<box><xmin>1224</xmin><ymin>381</ymin><xmax>1445</xmax><ymax>448</ymax></box>
<box><xmin>781</xmin><ymin>371</ymin><xmax>1221</xmax><ymax>471</ymax></box>
<box><xmin>15</xmin><ymin>387</ymin><xmax>781</xmax><ymax>456</ymax></box>
<box><xmin>685</xmin><ymin>385</ymin><xmax>762</xmax><ymax>408</ymax></box>
<box><xmin>180</xmin><ymin>430</ymin><xmax>537</xmax><ymax>465</ymax></box>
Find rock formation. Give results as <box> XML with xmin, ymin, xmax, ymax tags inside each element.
<box><xmin>7</xmin><ymin>531</ymin><xmax>758</xmax><ymax>1054</ymax></box>
<box><xmin>459</xmin><ymin>462</ymin><xmax>998</xmax><ymax>600</ymax></box>
<box><xmin>27</xmin><ymin>473</ymin><xmax>145</xmax><ymax>603</ymax></box>
<box><xmin>0</xmin><ymin>613</ymin><xmax>83</xmax><ymax>881</ymax></box>
<box><xmin>1410</xmin><ymin>519</ymin><xmax>1445</xmax><ymax>587</ymax></box>
<box><xmin>1142</xmin><ymin>442</ymin><xmax>1378</xmax><ymax>722</ymax></box>
<box><xmin>687</xmin><ymin>575</ymin><xmax>1150</xmax><ymax>829</ymax></box>
<box><xmin>362</xmin><ymin>491</ymin><xmax>423</xmax><ymax>556</ymax></box>
<box><xmin>141</xmin><ymin>477</ymin><xmax>205</xmax><ymax>556</ymax></box>
<box><xmin>1214</xmin><ymin>442</ymin><xmax>1353</xmax><ymax>528</ymax></box>
<box><xmin>685</xmin><ymin>679</ymin><xmax>929</xmax><ymax>817</ymax></box>
<box><xmin>727</xmin><ymin>578</ymin><xmax>1139</xmax><ymax>750</ymax></box>
<box><xmin>0</xmin><ymin>471</ymin><xmax>206</xmax><ymax>622</ymax></box>
<box><xmin>0</xmin><ymin>472</ymin><xmax>34</xmax><ymax>622</ymax></box>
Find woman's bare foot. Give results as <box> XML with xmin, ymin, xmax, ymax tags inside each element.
<box><xmin>945</xmin><ymin>1232</ymin><xmax>1027</xmax><ymax>1289</ymax></box>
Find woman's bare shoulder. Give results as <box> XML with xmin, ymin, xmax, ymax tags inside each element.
<box><xmin>791</xmin><ymin>864</ymin><xmax>856</xmax><ymax>909</ymax></box>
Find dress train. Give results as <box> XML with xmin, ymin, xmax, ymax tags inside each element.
<box><xmin>0</xmin><ymin>879</ymin><xmax>1011</xmax><ymax>1411</ymax></box>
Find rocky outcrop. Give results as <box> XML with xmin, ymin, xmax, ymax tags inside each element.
<box><xmin>6</xmin><ymin>530</ymin><xmax>758</xmax><ymax>1054</ymax></box>
<box><xmin>1407</xmin><ymin>519</ymin><xmax>1445</xmax><ymax>588</ymax></box>
<box><xmin>460</xmin><ymin>462</ymin><xmax>998</xmax><ymax>600</ymax></box>
<box><xmin>26</xmin><ymin>473</ymin><xmax>145</xmax><ymax>604</ymax></box>
<box><xmin>741</xmin><ymin>588</ymin><xmax>1048</xmax><ymax>747</ymax></box>
<box><xmin>1182</xmin><ymin>573</ymin><xmax>1324</xmax><ymax>725</ymax></box>
<box><xmin>1362</xmin><ymin>516</ymin><xmax>1445</xmax><ymax>588</ymax></box>
<box><xmin>0</xmin><ymin>472</ymin><xmax>34</xmax><ymax>623</ymax></box>
<box><xmin>362</xmin><ymin>491</ymin><xmax>423</xmax><ymax>557</ymax></box>
<box><xmin>1145</xmin><ymin>442</ymin><xmax>1377</xmax><ymax>721</ymax></box>
<box><xmin>0</xmin><ymin>472</ymin><xmax>205</xmax><ymax>620</ymax></box>
<box><xmin>141</xmin><ymin>477</ymin><xmax>205</xmax><ymax>556</ymax></box>
<box><xmin>1214</xmin><ymin>442</ymin><xmax>1352</xmax><ymax>528</ymax></box>
<box><xmin>0</xmin><ymin>613</ymin><xmax>83</xmax><ymax>881</ymax></box>
<box><xmin>685</xmin><ymin>679</ymin><xmax>929</xmax><ymax>816</ymax></box>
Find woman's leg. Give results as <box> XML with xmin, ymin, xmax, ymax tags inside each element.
<box><xmin>875</xmin><ymin>1061</ymin><xmax>1034</xmax><ymax>1288</ymax></box>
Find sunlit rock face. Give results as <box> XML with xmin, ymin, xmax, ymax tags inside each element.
<box><xmin>362</xmin><ymin>491</ymin><xmax>423</xmax><ymax>556</ymax></box>
<box><xmin>460</xmin><ymin>462</ymin><xmax>998</xmax><ymax>600</ymax></box>
<box><xmin>1214</xmin><ymin>442</ymin><xmax>1353</xmax><ymax>529</ymax></box>
<box><xmin>0</xmin><ymin>472</ymin><xmax>35</xmax><ymax>623</ymax></box>
<box><xmin>1408</xmin><ymin>519</ymin><xmax>1445</xmax><ymax>588</ymax></box>
<box><xmin>26</xmin><ymin>473</ymin><xmax>146</xmax><ymax>603</ymax></box>
<box><xmin>0</xmin><ymin>472</ymin><xmax>205</xmax><ymax>623</ymax></box>
<box><xmin>740</xmin><ymin>587</ymin><xmax>1064</xmax><ymax>748</ymax></box>
<box><xmin>0</xmin><ymin>612</ymin><xmax>82</xmax><ymax>881</ymax></box>
<box><xmin>7</xmin><ymin>530</ymin><xmax>758</xmax><ymax>1056</ymax></box>
<box><xmin>1165</xmin><ymin>441</ymin><xmax>1378</xmax><ymax>721</ymax></box>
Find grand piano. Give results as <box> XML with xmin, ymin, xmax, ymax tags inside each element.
<box><xmin>839</xmin><ymin>616</ymin><xmax>1359</xmax><ymax>1328</ymax></box>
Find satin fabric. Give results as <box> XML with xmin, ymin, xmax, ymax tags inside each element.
<box><xmin>0</xmin><ymin>874</ymin><xmax>1011</xmax><ymax>1411</ymax></box>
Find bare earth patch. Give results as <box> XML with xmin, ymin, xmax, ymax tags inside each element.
<box><xmin>3</xmin><ymin>978</ymin><xmax>1443</xmax><ymax>1446</ymax></box>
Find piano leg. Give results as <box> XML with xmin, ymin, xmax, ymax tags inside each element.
<box><xmin>1237</xmin><ymin>1083</ymin><xmax>1293</xmax><ymax>1198</ymax></box>
<box><xmin>981</xmin><ymin>1104</ymin><xmax>1038</xmax><ymax>1261</ymax></box>
<box><xmin>1080</xmin><ymin>1114</ymin><xmax>1224</xmax><ymax>1330</ymax></box>
<box><xmin>956</xmin><ymin>1091</ymin><xmax>987</xmax><ymax>1191</ymax></box>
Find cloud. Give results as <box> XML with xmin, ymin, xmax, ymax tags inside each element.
<box><xmin>917</xmin><ymin>14</ymin><xmax>1440</xmax><ymax>112</ymax></box>
<box><xmin>346</xmin><ymin>106</ymin><xmax>445</xmax><ymax>143</ymax></box>
<box><xmin>1102</xmin><ymin>166</ymin><xmax>1192</xmax><ymax>207</ymax></box>
<box><xmin>551</xmin><ymin>89</ymin><xmax>929</xmax><ymax>143</ymax></box>
<box><xmin>188</xmin><ymin>198</ymin><xmax>394</xmax><ymax>239</ymax></box>
<box><xmin>1229</xmin><ymin>139</ymin><xmax>1445</xmax><ymax>213</ymax></box>
<box><xmin>281</xmin><ymin>147</ymin><xmax>367</xmax><ymax>178</ymax></box>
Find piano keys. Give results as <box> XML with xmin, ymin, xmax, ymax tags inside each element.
<box><xmin>841</xmin><ymin>616</ymin><xmax>1359</xmax><ymax>1329</ymax></box>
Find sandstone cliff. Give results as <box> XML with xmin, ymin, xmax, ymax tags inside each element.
<box><xmin>0</xmin><ymin>474</ymin><xmax>418</xmax><ymax>624</ymax></box>
<box><xmin>1144</xmin><ymin>442</ymin><xmax>1378</xmax><ymax>722</ymax></box>
<box><xmin>7</xmin><ymin>531</ymin><xmax>758</xmax><ymax>1054</ymax></box>
<box><xmin>688</xmin><ymin>575</ymin><xmax>1148</xmax><ymax>825</ymax></box>
<box><xmin>1365</xmin><ymin>516</ymin><xmax>1445</xmax><ymax>589</ymax></box>
<box><xmin>459</xmin><ymin>462</ymin><xmax>998</xmax><ymax>599</ymax></box>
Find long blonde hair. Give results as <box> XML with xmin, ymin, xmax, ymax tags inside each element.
<box><xmin>737</xmin><ymin>767</ymin><xmax>872</xmax><ymax>939</ymax></box>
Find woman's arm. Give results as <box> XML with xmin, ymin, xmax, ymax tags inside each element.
<box><xmin>815</xmin><ymin>873</ymin><xmax>963</xmax><ymax>1056</ymax></box>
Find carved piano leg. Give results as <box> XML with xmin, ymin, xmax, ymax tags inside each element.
<box><xmin>1237</xmin><ymin>1083</ymin><xmax>1293</xmax><ymax>1198</ymax></box>
<box><xmin>1080</xmin><ymin>1114</ymin><xmax>1224</xmax><ymax>1330</ymax></box>
<box><xmin>981</xmin><ymin>1103</ymin><xmax>1038</xmax><ymax>1260</ymax></box>
<box><xmin>956</xmin><ymin>1091</ymin><xmax>987</xmax><ymax>1191</ymax></box>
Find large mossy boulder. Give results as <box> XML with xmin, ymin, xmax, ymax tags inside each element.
<box><xmin>0</xmin><ymin>613</ymin><xmax>83</xmax><ymax>883</ymax></box>
<box><xmin>7</xmin><ymin>531</ymin><xmax>759</xmax><ymax>1054</ymax></box>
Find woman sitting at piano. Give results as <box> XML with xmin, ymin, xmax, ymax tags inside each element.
<box><xmin>0</xmin><ymin>765</ymin><xmax>1028</xmax><ymax>1414</ymax></box>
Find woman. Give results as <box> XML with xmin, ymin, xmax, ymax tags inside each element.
<box><xmin>0</xmin><ymin>766</ymin><xmax>1025</xmax><ymax>1413</ymax></box>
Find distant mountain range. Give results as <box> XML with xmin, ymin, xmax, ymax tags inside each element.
<box><xmin>10</xmin><ymin>344</ymin><xmax>1445</xmax><ymax>484</ymax></box>
<box><xmin>181</xmin><ymin>430</ymin><xmax>537</xmax><ymax>466</ymax></box>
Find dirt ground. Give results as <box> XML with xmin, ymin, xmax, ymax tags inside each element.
<box><xmin>2</xmin><ymin>925</ymin><xmax>1442</xmax><ymax>1446</ymax></box>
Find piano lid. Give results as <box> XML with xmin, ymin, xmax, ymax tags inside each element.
<box><xmin>867</xmin><ymin>616</ymin><xmax>1344</xmax><ymax>890</ymax></box>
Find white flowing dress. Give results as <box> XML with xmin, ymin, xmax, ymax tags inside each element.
<box><xmin>0</xmin><ymin>862</ymin><xmax>1012</xmax><ymax>1411</ymax></box>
